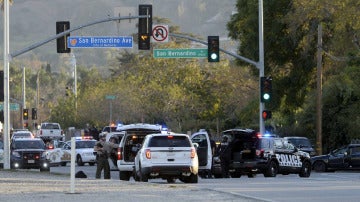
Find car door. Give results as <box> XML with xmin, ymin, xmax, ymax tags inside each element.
<box><xmin>348</xmin><ymin>146</ymin><xmax>360</xmax><ymax>167</ymax></box>
<box><xmin>327</xmin><ymin>147</ymin><xmax>347</xmax><ymax>169</ymax></box>
<box><xmin>191</xmin><ymin>132</ymin><xmax>212</xmax><ymax>170</ymax></box>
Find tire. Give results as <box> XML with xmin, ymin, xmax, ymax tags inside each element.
<box><xmin>119</xmin><ymin>171</ymin><xmax>131</xmax><ymax>181</ymax></box>
<box><xmin>40</xmin><ymin>167</ymin><xmax>50</xmax><ymax>172</ymax></box>
<box><xmin>60</xmin><ymin>162</ymin><xmax>67</xmax><ymax>166</ymax></box>
<box><xmin>313</xmin><ymin>161</ymin><xmax>327</xmax><ymax>172</ymax></box>
<box><xmin>76</xmin><ymin>155</ymin><xmax>84</xmax><ymax>166</ymax></box>
<box><xmin>184</xmin><ymin>174</ymin><xmax>198</xmax><ymax>183</ymax></box>
<box><xmin>264</xmin><ymin>161</ymin><xmax>278</xmax><ymax>177</ymax></box>
<box><xmin>139</xmin><ymin>165</ymin><xmax>148</xmax><ymax>182</ymax></box>
<box><xmin>299</xmin><ymin>161</ymin><xmax>311</xmax><ymax>178</ymax></box>
<box><xmin>230</xmin><ymin>172</ymin><xmax>241</xmax><ymax>178</ymax></box>
<box><xmin>213</xmin><ymin>174</ymin><xmax>222</xmax><ymax>178</ymax></box>
<box><xmin>247</xmin><ymin>173</ymin><xmax>256</xmax><ymax>178</ymax></box>
<box><xmin>88</xmin><ymin>162</ymin><xmax>95</xmax><ymax>166</ymax></box>
<box><xmin>167</xmin><ymin>178</ymin><xmax>176</xmax><ymax>183</ymax></box>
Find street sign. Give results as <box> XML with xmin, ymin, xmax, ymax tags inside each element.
<box><xmin>68</xmin><ymin>36</ymin><xmax>133</xmax><ymax>48</ymax></box>
<box><xmin>0</xmin><ymin>103</ymin><xmax>20</xmax><ymax>111</ymax></box>
<box><xmin>105</xmin><ymin>95</ymin><xmax>116</xmax><ymax>100</ymax></box>
<box><xmin>151</xmin><ymin>25</ymin><xmax>169</xmax><ymax>42</ymax></box>
<box><xmin>153</xmin><ymin>48</ymin><xmax>208</xmax><ymax>58</ymax></box>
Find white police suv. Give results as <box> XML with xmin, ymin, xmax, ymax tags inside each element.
<box><xmin>134</xmin><ymin>132</ymin><xmax>199</xmax><ymax>183</ymax></box>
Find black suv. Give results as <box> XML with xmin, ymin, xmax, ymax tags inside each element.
<box><xmin>10</xmin><ymin>138</ymin><xmax>50</xmax><ymax>172</ymax></box>
<box><xmin>213</xmin><ymin>129</ymin><xmax>312</xmax><ymax>178</ymax></box>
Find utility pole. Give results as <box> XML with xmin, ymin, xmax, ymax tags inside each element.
<box><xmin>316</xmin><ymin>24</ymin><xmax>323</xmax><ymax>155</ymax></box>
<box><xmin>258</xmin><ymin>0</ymin><xmax>265</xmax><ymax>135</ymax></box>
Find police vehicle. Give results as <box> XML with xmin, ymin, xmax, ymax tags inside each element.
<box><xmin>190</xmin><ymin>129</ymin><xmax>213</xmax><ymax>178</ymax></box>
<box><xmin>212</xmin><ymin>129</ymin><xmax>312</xmax><ymax>178</ymax></box>
<box><xmin>63</xmin><ymin>136</ymin><xmax>97</xmax><ymax>166</ymax></box>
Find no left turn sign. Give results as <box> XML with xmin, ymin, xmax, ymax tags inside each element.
<box><xmin>152</xmin><ymin>25</ymin><xmax>169</xmax><ymax>43</ymax></box>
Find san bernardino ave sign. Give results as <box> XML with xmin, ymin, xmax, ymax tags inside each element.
<box><xmin>68</xmin><ymin>36</ymin><xmax>133</xmax><ymax>48</ymax></box>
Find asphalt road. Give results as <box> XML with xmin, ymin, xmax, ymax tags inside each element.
<box><xmin>2</xmin><ymin>166</ymin><xmax>360</xmax><ymax>202</ymax></box>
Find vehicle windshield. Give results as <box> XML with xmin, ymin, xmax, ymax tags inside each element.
<box><xmin>148</xmin><ymin>136</ymin><xmax>191</xmax><ymax>147</ymax></box>
<box><xmin>42</xmin><ymin>123</ymin><xmax>60</xmax><ymax>129</ymax></box>
<box><xmin>287</xmin><ymin>138</ymin><xmax>311</xmax><ymax>148</ymax></box>
<box><xmin>76</xmin><ymin>141</ymin><xmax>96</xmax><ymax>149</ymax></box>
<box><xmin>12</xmin><ymin>140</ymin><xmax>45</xmax><ymax>149</ymax></box>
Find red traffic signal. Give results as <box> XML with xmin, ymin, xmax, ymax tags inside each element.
<box><xmin>262</xmin><ymin>110</ymin><xmax>272</xmax><ymax>120</ymax></box>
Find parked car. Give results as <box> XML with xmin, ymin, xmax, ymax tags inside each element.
<box><xmin>10</xmin><ymin>137</ymin><xmax>50</xmax><ymax>171</ymax></box>
<box><xmin>63</xmin><ymin>137</ymin><xmax>97</xmax><ymax>166</ymax></box>
<box><xmin>134</xmin><ymin>133</ymin><xmax>198</xmax><ymax>183</ymax></box>
<box><xmin>117</xmin><ymin>123</ymin><xmax>164</xmax><ymax>181</ymax></box>
<box><xmin>11</xmin><ymin>131</ymin><xmax>34</xmax><ymax>140</ymax></box>
<box><xmin>212</xmin><ymin>129</ymin><xmax>312</xmax><ymax>178</ymax></box>
<box><xmin>283</xmin><ymin>136</ymin><xmax>316</xmax><ymax>156</ymax></box>
<box><xmin>311</xmin><ymin>144</ymin><xmax>360</xmax><ymax>172</ymax></box>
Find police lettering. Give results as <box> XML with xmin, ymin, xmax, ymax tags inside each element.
<box><xmin>275</xmin><ymin>154</ymin><xmax>302</xmax><ymax>167</ymax></box>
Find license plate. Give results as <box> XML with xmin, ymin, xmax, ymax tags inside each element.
<box><xmin>242</xmin><ymin>149</ymin><xmax>251</xmax><ymax>153</ymax></box>
<box><xmin>28</xmin><ymin>160</ymin><xmax>35</xmax><ymax>163</ymax></box>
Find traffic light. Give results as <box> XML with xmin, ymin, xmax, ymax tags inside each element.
<box><xmin>260</xmin><ymin>77</ymin><xmax>272</xmax><ymax>102</ymax></box>
<box><xmin>23</xmin><ymin>109</ymin><xmax>29</xmax><ymax>120</ymax></box>
<box><xmin>208</xmin><ymin>36</ymin><xmax>220</xmax><ymax>62</ymax></box>
<box><xmin>32</xmin><ymin>108</ymin><xmax>37</xmax><ymax>120</ymax></box>
<box><xmin>56</xmin><ymin>21</ymin><xmax>70</xmax><ymax>53</ymax></box>
<box><xmin>138</xmin><ymin>4</ymin><xmax>152</xmax><ymax>50</ymax></box>
<box><xmin>262</xmin><ymin>110</ymin><xmax>272</xmax><ymax>120</ymax></box>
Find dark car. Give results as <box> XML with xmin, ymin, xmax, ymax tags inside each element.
<box><xmin>213</xmin><ymin>129</ymin><xmax>312</xmax><ymax>178</ymax></box>
<box><xmin>10</xmin><ymin>138</ymin><xmax>50</xmax><ymax>172</ymax></box>
<box><xmin>284</xmin><ymin>136</ymin><xmax>316</xmax><ymax>156</ymax></box>
<box><xmin>311</xmin><ymin>144</ymin><xmax>360</xmax><ymax>172</ymax></box>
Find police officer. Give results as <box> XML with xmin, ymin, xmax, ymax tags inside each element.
<box><xmin>218</xmin><ymin>135</ymin><xmax>231</xmax><ymax>178</ymax></box>
<box><xmin>94</xmin><ymin>133</ymin><xmax>118</xmax><ymax>179</ymax></box>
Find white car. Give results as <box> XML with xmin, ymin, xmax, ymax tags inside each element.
<box><xmin>117</xmin><ymin>123</ymin><xmax>164</xmax><ymax>181</ymax></box>
<box><xmin>45</xmin><ymin>140</ymin><xmax>71</xmax><ymax>166</ymax></box>
<box><xmin>134</xmin><ymin>133</ymin><xmax>199</xmax><ymax>183</ymax></box>
<box><xmin>64</xmin><ymin>137</ymin><xmax>97</xmax><ymax>166</ymax></box>
<box><xmin>11</xmin><ymin>131</ymin><xmax>34</xmax><ymax>140</ymax></box>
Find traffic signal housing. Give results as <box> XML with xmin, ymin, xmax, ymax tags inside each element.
<box><xmin>260</xmin><ymin>77</ymin><xmax>272</xmax><ymax>102</ymax></box>
<box><xmin>56</xmin><ymin>21</ymin><xmax>70</xmax><ymax>53</ymax></box>
<box><xmin>138</xmin><ymin>4</ymin><xmax>152</xmax><ymax>50</ymax></box>
<box><xmin>262</xmin><ymin>110</ymin><xmax>272</xmax><ymax>120</ymax></box>
<box><xmin>32</xmin><ymin>108</ymin><xmax>37</xmax><ymax>120</ymax></box>
<box><xmin>208</xmin><ymin>36</ymin><xmax>220</xmax><ymax>62</ymax></box>
<box><xmin>23</xmin><ymin>109</ymin><xmax>29</xmax><ymax>120</ymax></box>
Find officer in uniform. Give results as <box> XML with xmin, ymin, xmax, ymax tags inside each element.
<box><xmin>94</xmin><ymin>133</ymin><xmax>118</xmax><ymax>179</ymax></box>
<box><xmin>218</xmin><ymin>135</ymin><xmax>231</xmax><ymax>178</ymax></box>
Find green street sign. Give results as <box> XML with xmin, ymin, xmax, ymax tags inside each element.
<box><xmin>105</xmin><ymin>95</ymin><xmax>116</xmax><ymax>100</ymax></box>
<box><xmin>153</xmin><ymin>48</ymin><xmax>208</xmax><ymax>58</ymax></box>
<box><xmin>0</xmin><ymin>103</ymin><xmax>20</xmax><ymax>111</ymax></box>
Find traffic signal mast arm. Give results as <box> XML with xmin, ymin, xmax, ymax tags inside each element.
<box><xmin>10</xmin><ymin>15</ymin><xmax>150</xmax><ymax>58</ymax></box>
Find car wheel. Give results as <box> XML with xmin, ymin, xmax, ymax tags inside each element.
<box><xmin>230</xmin><ymin>172</ymin><xmax>241</xmax><ymax>178</ymax></box>
<box><xmin>76</xmin><ymin>155</ymin><xmax>84</xmax><ymax>166</ymax></box>
<box><xmin>184</xmin><ymin>174</ymin><xmax>198</xmax><ymax>183</ymax></box>
<box><xmin>313</xmin><ymin>161</ymin><xmax>327</xmax><ymax>172</ymax></box>
<box><xmin>213</xmin><ymin>174</ymin><xmax>222</xmax><ymax>178</ymax></box>
<box><xmin>247</xmin><ymin>173</ymin><xmax>256</xmax><ymax>178</ymax></box>
<box><xmin>264</xmin><ymin>160</ymin><xmax>278</xmax><ymax>177</ymax></box>
<box><xmin>167</xmin><ymin>178</ymin><xmax>176</xmax><ymax>183</ymax></box>
<box><xmin>299</xmin><ymin>161</ymin><xmax>311</xmax><ymax>178</ymax></box>
<box><xmin>40</xmin><ymin>167</ymin><xmax>50</xmax><ymax>172</ymax></box>
<box><xmin>119</xmin><ymin>171</ymin><xmax>131</xmax><ymax>181</ymax></box>
<box><xmin>139</xmin><ymin>164</ymin><xmax>148</xmax><ymax>182</ymax></box>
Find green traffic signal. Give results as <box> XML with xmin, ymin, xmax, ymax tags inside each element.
<box><xmin>260</xmin><ymin>77</ymin><xmax>272</xmax><ymax>102</ymax></box>
<box><xmin>208</xmin><ymin>36</ymin><xmax>219</xmax><ymax>62</ymax></box>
